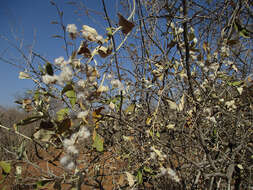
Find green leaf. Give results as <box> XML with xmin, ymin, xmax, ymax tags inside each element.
<box><xmin>62</xmin><ymin>84</ymin><xmax>76</xmax><ymax>107</ymax></box>
<box><xmin>39</xmin><ymin>65</ymin><xmax>45</xmax><ymax>74</ymax></box>
<box><xmin>92</xmin><ymin>130</ymin><xmax>104</xmax><ymax>152</ymax></box>
<box><xmin>234</xmin><ymin>21</ymin><xmax>250</xmax><ymax>39</ymax></box>
<box><xmin>66</xmin><ymin>90</ymin><xmax>76</xmax><ymax>107</ymax></box>
<box><xmin>156</xmin><ymin>131</ymin><xmax>160</xmax><ymax>138</ymax></box>
<box><xmin>228</xmin><ymin>81</ymin><xmax>243</xmax><ymax>87</ymax></box>
<box><xmin>36</xmin><ymin>180</ymin><xmax>51</xmax><ymax>189</ymax></box>
<box><xmin>61</xmin><ymin>84</ymin><xmax>73</xmax><ymax>95</ymax></box>
<box><xmin>34</xmin><ymin>90</ymin><xmax>40</xmax><ymax>101</ymax></box>
<box><xmin>239</xmin><ymin>29</ymin><xmax>250</xmax><ymax>38</ymax></box>
<box><xmin>56</xmin><ymin>108</ymin><xmax>69</xmax><ymax>121</ymax></box>
<box><xmin>125</xmin><ymin>104</ymin><xmax>135</xmax><ymax>115</ymax></box>
<box><xmin>0</xmin><ymin>161</ymin><xmax>11</xmax><ymax>174</ymax></box>
<box><xmin>106</xmin><ymin>27</ymin><xmax>113</xmax><ymax>37</ymax></box>
<box><xmin>213</xmin><ymin>128</ymin><xmax>217</xmax><ymax>136</ymax></box>
<box><xmin>17</xmin><ymin>115</ymin><xmax>43</xmax><ymax>126</ymax></box>
<box><xmin>143</xmin><ymin>166</ymin><xmax>153</xmax><ymax>173</ymax></box>
<box><xmin>136</xmin><ymin>170</ymin><xmax>143</xmax><ymax>184</ymax></box>
<box><xmin>45</xmin><ymin>62</ymin><xmax>54</xmax><ymax>76</ymax></box>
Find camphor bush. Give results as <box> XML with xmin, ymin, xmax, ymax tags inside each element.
<box><xmin>0</xmin><ymin>0</ymin><xmax>253</xmax><ymax>189</ymax></box>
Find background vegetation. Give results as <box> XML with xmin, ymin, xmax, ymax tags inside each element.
<box><xmin>0</xmin><ymin>0</ymin><xmax>253</xmax><ymax>189</ymax></box>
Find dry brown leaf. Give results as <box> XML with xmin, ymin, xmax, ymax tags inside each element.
<box><xmin>22</xmin><ymin>99</ymin><xmax>33</xmax><ymax>112</ymax></box>
<box><xmin>77</xmin><ymin>41</ymin><xmax>91</xmax><ymax>58</ymax></box>
<box><xmin>92</xmin><ymin>107</ymin><xmax>104</xmax><ymax>123</ymax></box>
<box><xmin>57</xmin><ymin>118</ymin><xmax>72</xmax><ymax>134</ymax></box>
<box><xmin>33</xmin><ymin>129</ymin><xmax>55</xmax><ymax>142</ymax></box>
<box><xmin>118</xmin><ymin>174</ymin><xmax>125</xmax><ymax>186</ymax></box>
<box><xmin>203</xmin><ymin>42</ymin><xmax>209</xmax><ymax>53</ymax></box>
<box><xmin>118</xmin><ymin>13</ymin><xmax>135</xmax><ymax>35</ymax></box>
<box><xmin>164</xmin><ymin>98</ymin><xmax>178</xmax><ymax>110</ymax></box>
<box><xmin>98</xmin><ymin>45</ymin><xmax>112</xmax><ymax>58</ymax></box>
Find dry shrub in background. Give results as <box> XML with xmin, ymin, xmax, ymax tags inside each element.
<box><xmin>0</xmin><ymin>0</ymin><xmax>253</xmax><ymax>189</ymax></box>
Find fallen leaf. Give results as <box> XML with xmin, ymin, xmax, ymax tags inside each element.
<box><xmin>118</xmin><ymin>174</ymin><xmax>125</xmax><ymax>185</ymax></box>
<box><xmin>125</xmin><ymin>171</ymin><xmax>135</xmax><ymax>187</ymax></box>
<box><xmin>92</xmin><ymin>130</ymin><xmax>104</xmax><ymax>152</ymax></box>
<box><xmin>0</xmin><ymin>161</ymin><xmax>11</xmax><ymax>174</ymax></box>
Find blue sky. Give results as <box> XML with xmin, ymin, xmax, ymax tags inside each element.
<box><xmin>0</xmin><ymin>0</ymin><xmax>119</xmax><ymax>107</ymax></box>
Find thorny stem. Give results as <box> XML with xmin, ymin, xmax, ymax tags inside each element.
<box><xmin>100</xmin><ymin>0</ymin><xmax>124</xmax><ymax>121</ymax></box>
<box><xmin>101</xmin><ymin>0</ymin><xmax>121</xmax><ymax>82</ymax></box>
<box><xmin>101</xmin><ymin>0</ymin><xmax>135</xmax><ymax>121</ymax></box>
<box><xmin>182</xmin><ymin>0</ymin><xmax>195</xmax><ymax>100</ymax></box>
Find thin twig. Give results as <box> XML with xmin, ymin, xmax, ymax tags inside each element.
<box><xmin>0</xmin><ymin>124</ymin><xmax>32</xmax><ymax>141</ymax></box>
<box><xmin>182</xmin><ymin>0</ymin><xmax>195</xmax><ymax>100</ymax></box>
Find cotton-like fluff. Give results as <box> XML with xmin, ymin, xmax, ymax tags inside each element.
<box><xmin>54</xmin><ymin>56</ymin><xmax>65</xmax><ymax>66</ymax></box>
<box><xmin>78</xmin><ymin>126</ymin><xmax>90</xmax><ymax>140</ymax></box>
<box><xmin>95</xmin><ymin>35</ymin><xmax>104</xmax><ymax>43</ymax></box>
<box><xmin>111</xmin><ymin>79</ymin><xmax>124</xmax><ymax>91</ymax></box>
<box><xmin>159</xmin><ymin>167</ymin><xmax>168</xmax><ymax>176</ymax></box>
<box><xmin>66</xmin><ymin>24</ymin><xmax>78</xmax><ymax>39</ymax></box>
<box><xmin>168</xmin><ymin>168</ymin><xmax>180</xmax><ymax>182</ymax></box>
<box><xmin>176</xmin><ymin>27</ymin><xmax>184</xmax><ymax>34</ymax></box>
<box><xmin>66</xmin><ymin>24</ymin><xmax>77</xmax><ymax>34</ymax></box>
<box><xmin>42</xmin><ymin>74</ymin><xmax>58</xmax><ymax>84</ymax></box>
<box><xmin>63</xmin><ymin>138</ymin><xmax>75</xmax><ymax>148</ymax></box>
<box><xmin>66</xmin><ymin>145</ymin><xmax>79</xmax><ymax>155</ymax></box>
<box><xmin>60</xmin><ymin>155</ymin><xmax>75</xmax><ymax>170</ymax></box>
<box><xmin>58</xmin><ymin>66</ymin><xmax>73</xmax><ymax>85</ymax></box>
<box><xmin>158</xmin><ymin>167</ymin><xmax>180</xmax><ymax>182</ymax></box>
<box><xmin>77</xmin><ymin>80</ymin><xmax>86</xmax><ymax>88</ymax></box>
<box><xmin>77</xmin><ymin>111</ymin><xmax>89</xmax><ymax>119</ymax></box>
<box><xmin>66</xmin><ymin>161</ymin><xmax>75</xmax><ymax>170</ymax></box>
<box><xmin>97</xmin><ymin>85</ymin><xmax>109</xmax><ymax>93</ymax></box>
<box><xmin>81</xmin><ymin>25</ymin><xmax>98</xmax><ymax>42</ymax></box>
<box><xmin>60</xmin><ymin>155</ymin><xmax>71</xmax><ymax>166</ymax></box>
<box><xmin>76</xmin><ymin>92</ymin><xmax>86</xmax><ymax>100</ymax></box>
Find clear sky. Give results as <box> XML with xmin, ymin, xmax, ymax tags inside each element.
<box><xmin>0</xmin><ymin>0</ymin><xmax>119</xmax><ymax>107</ymax></box>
